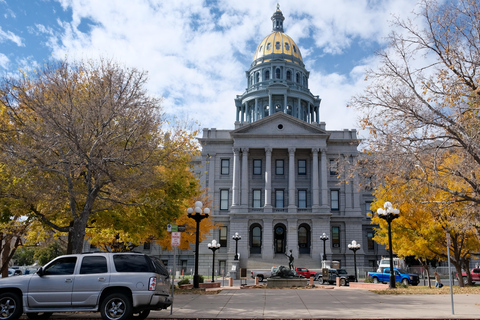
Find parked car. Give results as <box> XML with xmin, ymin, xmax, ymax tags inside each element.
<box><xmin>294</xmin><ymin>267</ymin><xmax>317</xmax><ymax>278</ymax></box>
<box><xmin>0</xmin><ymin>252</ymin><xmax>172</xmax><ymax>320</ymax></box>
<box><xmin>317</xmin><ymin>268</ymin><xmax>355</xmax><ymax>286</ymax></box>
<box><xmin>367</xmin><ymin>268</ymin><xmax>420</xmax><ymax>286</ymax></box>
<box><xmin>250</xmin><ymin>267</ymin><xmax>278</xmax><ymax>282</ymax></box>
<box><xmin>456</xmin><ymin>268</ymin><xmax>480</xmax><ymax>284</ymax></box>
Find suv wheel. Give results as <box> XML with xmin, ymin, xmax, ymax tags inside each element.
<box><xmin>0</xmin><ymin>292</ymin><xmax>22</xmax><ymax>320</ymax></box>
<box><xmin>132</xmin><ymin>310</ymin><xmax>150</xmax><ymax>320</ymax></box>
<box><xmin>26</xmin><ymin>313</ymin><xmax>53</xmax><ymax>320</ymax></box>
<box><xmin>100</xmin><ymin>293</ymin><xmax>133</xmax><ymax>320</ymax></box>
<box><xmin>340</xmin><ymin>278</ymin><xmax>346</xmax><ymax>286</ymax></box>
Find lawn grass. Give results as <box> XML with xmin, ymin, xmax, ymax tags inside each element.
<box><xmin>372</xmin><ymin>285</ymin><xmax>480</xmax><ymax>295</ymax></box>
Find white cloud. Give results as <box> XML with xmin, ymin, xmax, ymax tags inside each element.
<box><xmin>0</xmin><ymin>53</ymin><xmax>9</xmax><ymax>69</ymax></box>
<box><xmin>40</xmin><ymin>0</ymin><xmax>421</xmax><ymax>131</ymax></box>
<box><xmin>0</xmin><ymin>27</ymin><xmax>24</xmax><ymax>46</ymax></box>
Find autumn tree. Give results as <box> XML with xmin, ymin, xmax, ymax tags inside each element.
<box><xmin>351</xmin><ymin>0</ymin><xmax>480</xmax><ymax>222</ymax></box>
<box><xmin>0</xmin><ymin>58</ymin><xmax>201</xmax><ymax>254</ymax></box>
<box><xmin>371</xmin><ymin>156</ymin><xmax>480</xmax><ymax>287</ymax></box>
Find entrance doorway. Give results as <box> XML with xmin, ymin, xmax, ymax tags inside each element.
<box><xmin>274</xmin><ymin>224</ymin><xmax>286</xmax><ymax>253</ymax></box>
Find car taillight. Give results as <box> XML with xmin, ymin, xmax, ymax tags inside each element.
<box><xmin>149</xmin><ymin>277</ymin><xmax>157</xmax><ymax>291</ymax></box>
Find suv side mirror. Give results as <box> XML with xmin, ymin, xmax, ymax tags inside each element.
<box><xmin>36</xmin><ymin>267</ymin><xmax>44</xmax><ymax>277</ymax></box>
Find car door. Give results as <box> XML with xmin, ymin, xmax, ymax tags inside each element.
<box><xmin>27</xmin><ymin>256</ymin><xmax>77</xmax><ymax>308</ymax></box>
<box><xmin>71</xmin><ymin>255</ymin><xmax>110</xmax><ymax>307</ymax></box>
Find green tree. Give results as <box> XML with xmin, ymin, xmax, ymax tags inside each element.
<box><xmin>0</xmin><ymin>58</ymin><xmax>201</xmax><ymax>253</ymax></box>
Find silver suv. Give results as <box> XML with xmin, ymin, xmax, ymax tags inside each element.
<box><xmin>0</xmin><ymin>252</ymin><xmax>172</xmax><ymax>320</ymax></box>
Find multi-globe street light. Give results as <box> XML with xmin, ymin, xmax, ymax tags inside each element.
<box><xmin>207</xmin><ymin>239</ymin><xmax>221</xmax><ymax>283</ymax></box>
<box><xmin>232</xmin><ymin>232</ymin><xmax>242</xmax><ymax>260</ymax></box>
<box><xmin>348</xmin><ymin>240</ymin><xmax>361</xmax><ymax>282</ymax></box>
<box><xmin>377</xmin><ymin>201</ymin><xmax>400</xmax><ymax>289</ymax></box>
<box><xmin>187</xmin><ymin>201</ymin><xmax>210</xmax><ymax>288</ymax></box>
<box><xmin>320</xmin><ymin>233</ymin><xmax>329</xmax><ymax>262</ymax></box>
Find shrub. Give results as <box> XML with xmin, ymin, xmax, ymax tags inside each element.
<box><xmin>364</xmin><ymin>277</ymin><xmax>373</xmax><ymax>283</ymax></box>
<box><xmin>177</xmin><ymin>278</ymin><xmax>190</xmax><ymax>286</ymax></box>
<box><xmin>198</xmin><ymin>275</ymin><xmax>205</xmax><ymax>283</ymax></box>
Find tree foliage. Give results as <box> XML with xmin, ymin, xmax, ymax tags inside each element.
<box><xmin>0</xmin><ymin>58</ymin><xmax>201</xmax><ymax>253</ymax></box>
<box><xmin>351</xmin><ymin>0</ymin><xmax>480</xmax><ymax>214</ymax></box>
<box><xmin>371</xmin><ymin>152</ymin><xmax>480</xmax><ymax>286</ymax></box>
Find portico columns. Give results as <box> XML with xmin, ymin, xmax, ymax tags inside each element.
<box><xmin>320</xmin><ymin>148</ymin><xmax>329</xmax><ymax>209</ymax></box>
<box><xmin>264</xmin><ymin>148</ymin><xmax>272</xmax><ymax>211</ymax></box>
<box><xmin>232</xmin><ymin>148</ymin><xmax>241</xmax><ymax>207</ymax></box>
<box><xmin>241</xmin><ymin>148</ymin><xmax>249</xmax><ymax>207</ymax></box>
<box><xmin>312</xmin><ymin>148</ymin><xmax>320</xmax><ymax>211</ymax></box>
<box><xmin>288</xmin><ymin>148</ymin><xmax>296</xmax><ymax>211</ymax></box>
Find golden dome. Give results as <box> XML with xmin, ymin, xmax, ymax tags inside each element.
<box><xmin>253</xmin><ymin>32</ymin><xmax>303</xmax><ymax>65</ymax></box>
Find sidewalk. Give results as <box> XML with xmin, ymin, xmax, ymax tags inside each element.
<box><xmin>154</xmin><ymin>285</ymin><xmax>480</xmax><ymax>319</ymax></box>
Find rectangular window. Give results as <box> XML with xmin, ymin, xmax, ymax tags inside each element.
<box><xmin>253</xmin><ymin>189</ymin><xmax>262</xmax><ymax>208</ymax></box>
<box><xmin>143</xmin><ymin>242</ymin><xmax>151</xmax><ymax>250</ymax></box>
<box><xmin>275</xmin><ymin>189</ymin><xmax>284</xmax><ymax>208</ymax></box>
<box><xmin>298</xmin><ymin>159</ymin><xmax>306</xmax><ymax>175</ymax></box>
<box><xmin>80</xmin><ymin>256</ymin><xmax>108</xmax><ymax>274</ymax></box>
<box><xmin>219</xmin><ymin>260</ymin><xmax>226</xmax><ymax>276</ymax></box>
<box><xmin>181</xmin><ymin>260</ymin><xmax>187</xmax><ymax>275</ymax></box>
<box><xmin>253</xmin><ymin>159</ymin><xmax>262</xmax><ymax>175</ymax></box>
<box><xmin>332</xmin><ymin>226</ymin><xmax>340</xmax><ymax>248</ymax></box>
<box><xmin>330</xmin><ymin>159</ymin><xmax>338</xmax><ymax>175</ymax></box>
<box><xmin>331</xmin><ymin>190</ymin><xmax>339</xmax><ymax>210</ymax></box>
<box><xmin>365</xmin><ymin>202</ymin><xmax>372</xmax><ymax>217</ymax></box>
<box><xmin>275</xmin><ymin>159</ymin><xmax>284</xmax><ymax>175</ymax></box>
<box><xmin>298</xmin><ymin>190</ymin><xmax>307</xmax><ymax>208</ymax></box>
<box><xmin>367</xmin><ymin>232</ymin><xmax>375</xmax><ymax>250</ymax></box>
<box><xmin>221</xmin><ymin>159</ymin><xmax>230</xmax><ymax>175</ymax></box>
<box><xmin>220</xmin><ymin>189</ymin><xmax>229</xmax><ymax>210</ymax></box>
<box><xmin>219</xmin><ymin>226</ymin><xmax>227</xmax><ymax>247</ymax></box>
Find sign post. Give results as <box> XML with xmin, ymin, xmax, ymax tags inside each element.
<box><xmin>170</xmin><ymin>231</ymin><xmax>181</xmax><ymax>315</ymax></box>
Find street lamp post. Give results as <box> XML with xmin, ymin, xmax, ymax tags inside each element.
<box><xmin>377</xmin><ymin>201</ymin><xmax>400</xmax><ymax>289</ymax></box>
<box><xmin>348</xmin><ymin>240</ymin><xmax>361</xmax><ymax>282</ymax></box>
<box><xmin>187</xmin><ymin>201</ymin><xmax>210</xmax><ymax>288</ymax></box>
<box><xmin>320</xmin><ymin>233</ymin><xmax>329</xmax><ymax>262</ymax></box>
<box><xmin>232</xmin><ymin>232</ymin><xmax>242</xmax><ymax>260</ymax></box>
<box><xmin>208</xmin><ymin>239</ymin><xmax>221</xmax><ymax>283</ymax></box>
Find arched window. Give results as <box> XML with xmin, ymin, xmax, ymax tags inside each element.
<box><xmin>250</xmin><ymin>224</ymin><xmax>262</xmax><ymax>254</ymax></box>
<box><xmin>296</xmin><ymin>73</ymin><xmax>300</xmax><ymax>83</ymax></box>
<box><xmin>298</xmin><ymin>224</ymin><xmax>311</xmax><ymax>254</ymax></box>
<box><xmin>276</xmin><ymin>68</ymin><xmax>281</xmax><ymax>79</ymax></box>
<box><xmin>285</xmin><ymin>43</ymin><xmax>290</xmax><ymax>51</ymax></box>
<box><xmin>286</xmin><ymin>70</ymin><xmax>291</xmax><ymax>81</ymax></box>
<box><xmin>266</xmin><ymin>43</ymin><xmax>271</xmax><ymax>50</ymax></box>
<box><xmin>265</xmin><ymin>70</ymin><xmax>270</xmax><ymax>80</ymax></box>
<box><xmin>256</xmin><ymin>72</ymin><xmax>260</xmax><ymax>83</ymax></box>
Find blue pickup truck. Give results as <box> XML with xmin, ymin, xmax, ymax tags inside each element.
<box><xmin>367</xmin><ymin>268</ymin><xmax>420</xmax><ymax>286</ymax></box>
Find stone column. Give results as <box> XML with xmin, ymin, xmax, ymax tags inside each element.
<box><xmin>287</xmin><ymin>218</ymin><xmax>298</xmax><ymax>257</ymax></box>
<box><xmin>208</xmin><ymin>153</ymin><xmax>216</xmax><ymax>202</ymax></box>
<box><xmin>312</xmin><ymin>148</ymin><xmax>320</xmax><ymax>211</ymax></box>
<box><xmin>241</xmin><ymin>148</ymin><xmax>249</xmax><ymax>207</ymax></box>
<box><xmin>232</xmin><ymin>148</ymin><xmax>241</xmax><ymax>207</ymax></box>
<box><xmin>284</xmin><ymin>95</ymin><xmax>287</xmax><ymax>113</ymax></box>
<box><xmin>264</xmin><ymin>148</ymin><xmax>272</xmax><ymax>211</ymax></box>
<box><xmin>263</xmin><ymin>218</ymin><xmax>274</xmax><ymax>259</ymax></box>
<box><xmin>320</xmin><ymin>148</ymin><xmax>329</xmax><ymax>209</ymax></box>
<box><xmin>255</xmin><ymin>99</ymin><xmax>258</xmax><ymax>122</ymax></box>
<box><xmin>269</xmin><ymin>94</ymin><xmax>273</xmax><ymax>116</ymax></box>
<box><xmin>288</xmin><ymin>148</ymin><xmax>296</xmax><ymax>211</ymax></box>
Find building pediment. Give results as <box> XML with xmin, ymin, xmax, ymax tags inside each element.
<box><xmin>231</xmin><ymin>112</ymin><xmax>328</xmax><ymax>137</ymax></box>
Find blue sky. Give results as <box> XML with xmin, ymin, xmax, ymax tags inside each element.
<box><xmin>0</xmin><ymin>0</ymin><xmax>421</xmax><ymax>134</ymax></box>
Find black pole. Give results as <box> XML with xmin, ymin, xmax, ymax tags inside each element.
<box><xmin>194</xmin><ymin>219</ymin><xmax>201</xmax><ymax>288</ymax></box>
<box><xmin>235</xmin><ymin>239</ymin><xmax>239</xmax><ymax>260</ymax></box>
<box><xmin>211</xmin><ymin>249</ymin><xmax>215</xmax><ymax>282</ymax></box>
<box><xmin>387</xmin><ymin>220</ymin><xmax>395</xmax><ymax>289</ymax></box>
<box><xmin>353</xmin><ymin>250</ymin><xmax>358</xmax><ymax>282</ymax></box>
<box><xmin>323</xmin><ymin>240</ymin><xmax>326</xmax><ymax>261</ymax></box>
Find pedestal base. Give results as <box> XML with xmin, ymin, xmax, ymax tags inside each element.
<box><xmin>266</xmin><ymin>278</ymin><xmax>308</xmax><ymax>288</ymax></box>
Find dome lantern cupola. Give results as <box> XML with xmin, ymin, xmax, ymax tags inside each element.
<box><xmin>271</xmin><ymin>3</ymin><xmax>285</xmax><ymax>32</ymax></box>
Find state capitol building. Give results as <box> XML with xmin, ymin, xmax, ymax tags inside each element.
<box><xmin>149</xmin><ymin>6</ymin><xmax>387</xmax><ymax>276</ymax></box>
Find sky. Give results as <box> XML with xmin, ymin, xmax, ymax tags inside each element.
<box><xmin>0</xmin><ymin>0</ymin><xmax>422</xmax><ymax>136</ymax></box>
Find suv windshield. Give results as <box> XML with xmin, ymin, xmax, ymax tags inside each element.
<box><xmin>150</xmin><ymin>256</ymin><xmax>169</xmax><ymax>277</ymax></box>
<box><xmin>337</xmin><ymin>269</ymin><xmax>348</xmax><ymax>274</ymax></box>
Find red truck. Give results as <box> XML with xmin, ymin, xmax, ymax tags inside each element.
<box><xmin>457</xmin><ymin>268</ymin><xmax>480</xmax><ymax>284</ymax></box>
<box><xmin>295</xmin><ymin>267</ymin><xmax>317</xmax><ymax>278</ymax></box>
